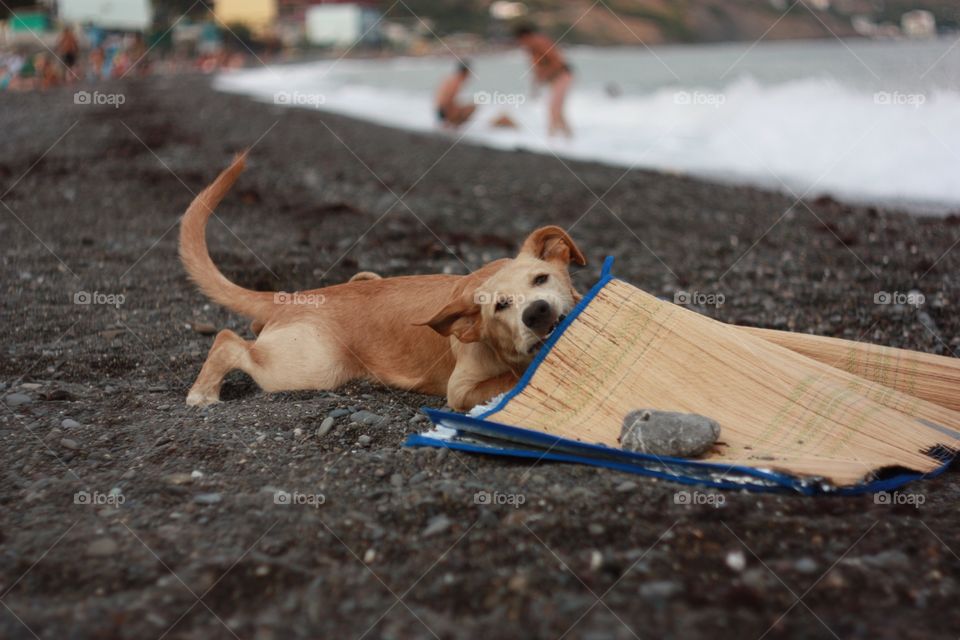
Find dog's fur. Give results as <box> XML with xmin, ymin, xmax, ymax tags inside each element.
<box><xmin>179</xmin><ymin>154</ymin><xmax>586</xmax><ymax>410</ymax></box>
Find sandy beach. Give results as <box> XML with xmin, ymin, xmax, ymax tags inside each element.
<box><xmin>1</xmin><ymin>74</ymin><xmax>959</xmax><ymax>639</ymax></box>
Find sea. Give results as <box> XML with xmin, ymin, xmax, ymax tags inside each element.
<box><xmin>215</xmin><ymin>37</ymin><xmax>960</xmax><ymax>215</ymax></box>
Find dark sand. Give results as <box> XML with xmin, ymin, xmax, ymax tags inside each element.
<box><xmin>1</xmin><ymin>74</ymin><xmax>959</xmax><ymax>640</ymax></box>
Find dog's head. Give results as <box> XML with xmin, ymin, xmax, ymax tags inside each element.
<box><xmin>418</xmin><ymin>226</ymin><xmax>586</xmax><ymax>368</ymax></box>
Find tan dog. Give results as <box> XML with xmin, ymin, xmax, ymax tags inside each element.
<box><xmin>179</xmin><ymin>154</ymin><xmax>586</xmax><ymax>411</ymax></box>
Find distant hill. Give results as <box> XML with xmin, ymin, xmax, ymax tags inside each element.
<box><xmin>388</xmin><ymin>0</ymin><xmax>960</xmax><ymax>44</ymax></box>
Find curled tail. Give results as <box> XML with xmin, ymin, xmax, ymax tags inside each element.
<box><xmin>178</xmin><ymin>153</ymin><xmax>275</xmax><ymax>321</ymax></box>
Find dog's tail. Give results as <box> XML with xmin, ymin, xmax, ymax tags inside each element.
<box><xmin>178</xmin><ymin>152</ymin><xmax>275</xmax><ymax>322</ymax></box>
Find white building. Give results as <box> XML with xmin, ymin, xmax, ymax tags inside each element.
<box><xmin>304</xmin><ymin>3</ymin><xmax>381</xmax><ymax>47</ymax></box>
<box><xmin>57</xmin><ymin>0</ymin><xmax>153</xmax><ymax>31</ymax></box>
<box><xmin>901</xmin><ymin>10</ymin><xmax>936</xmax><ymax>39</ymax></box>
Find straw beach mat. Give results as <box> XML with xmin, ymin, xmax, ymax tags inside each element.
<box><xmin>410</xmin><ymin>258</ymin><xmax>960</xmax><ymax>494</ymax></box>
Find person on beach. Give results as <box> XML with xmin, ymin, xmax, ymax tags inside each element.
<box><xmin>434</xmin><ymin>61</ymin><xmax>476</xmax><ymax>128</ymax></box>
<box><xmin>56</xmin><ymin>26</ymin><xmax>80</xmax><ymax>82</ymax></box>
<box><xmin>514</xmin><ymin>23</ymin><xmax>572</xmax><ymax>137</ymax></box>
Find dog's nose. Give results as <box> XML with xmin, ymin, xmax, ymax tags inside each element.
<box><xmin>522</xmin><ymin>299</ymin><xmax>554</xmax><ymax>332</ymax></box>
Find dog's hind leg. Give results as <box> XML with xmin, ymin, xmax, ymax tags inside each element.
<box><xmin>186</xmin><ymin>329</ymin><xmax>259</xmax><ymax>407</ymax></box>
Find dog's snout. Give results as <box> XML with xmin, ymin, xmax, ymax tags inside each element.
<box><xmin>522</xmin><ymin>299</ymin><xmax>554</xmax><ymax>331</ymax></box>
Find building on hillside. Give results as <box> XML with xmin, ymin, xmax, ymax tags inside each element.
<box><xmin>901</xmin><ymin>10</ymin><xmax>936</xmax><ymax>39</ymax></box>
<box><xmin>57</xmin><ymin>0</ymin><xmax>154</xmax><ymax>31</ymax></box>
<box><xmin>213</xmin><ymin>0</ymin><xmax>278</xmax><ymax>34</ymax></box>
<box><xmin>303</xmin><ymin>2</ymin><xmax>381</xmax><ymax>47</ymax></box>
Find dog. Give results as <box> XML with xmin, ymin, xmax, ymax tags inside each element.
<box><xmin>179</xmin><ymin>154</ymin><xmax>586</xmax><ymax>411</ymax></box>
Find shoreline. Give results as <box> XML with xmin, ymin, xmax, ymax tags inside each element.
<box><xmin>1</xmin><ymin>75</ymin><xmax>958</xmax><ymax>639</ymax></box>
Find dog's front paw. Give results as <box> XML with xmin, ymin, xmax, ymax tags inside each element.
<box><xmin>186</xmin><ymin>389</ymin><xmax>220</xmax><ymax>407</ymax></box>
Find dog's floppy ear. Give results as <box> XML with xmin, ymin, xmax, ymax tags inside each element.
<box><xmin>415</xmin><ymin>296</ymin><xmax>483</xmax><ymax>343</ymax></box>
<box><xmin>519</xmin><ymin>226</ymin><xmax>587</xmax><ymax>266</ymax></box>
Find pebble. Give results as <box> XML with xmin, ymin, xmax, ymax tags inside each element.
<box><xmin>61</xmin><ymin>418</ymin><xmax>82</xmax><ymax>430</ymax></box>
<box><xmin>327</xmin><ymin>409</ymin><xmax>351</xmax><ymax>419</ymax></box>
<box><xmin>87</xmin><ymin>538</ymin><xmax>119</xmax><ymax>556</ymax></box>
<box><xmin>639</xmin><ymin>580</ymin><xmax>682</xmax><ymax>599</ymax></box>
<box><xmin>620</xmin><ymin>409</ymin><xmax>720</xmax><ymax>458</ymax></box>
<box><xmin>316</xmin><ymin>417</ymin><xmax>335</xmax><ymax>437</ymax></box>
<box><xmin>194</xmin><ymin>492</ymin><xmax>222</xmax><ymax>505</ymax></box>
<box><xmin>725</xmin><ymin>550</ymin><xmax>747</xmax><ymax>572</ymax></box>
<box><xmin>164</xmin><ymin>473</ymin><xmax>193</xmax><ymax>485</ymax></box>
<box><xmin>422</xmin><ymin>515</ymin><xmax>452</xmax><ymax>537</ymax></box>
<box><xmin>587</xmin><ymin>523</ymin><xmax>606</xmax><ymax>536</ymax></box>
<box><xmin>192</xmin><ymin>321</ymin><xmax>217</xmax><ymax>335</ymax></box>
<box><xmin>351</xmin><ymin>411</ymin><xmax>384</xmax><ymax>426</ymax></box>
<box><xmin>4</xmin><ymin>393</ymin><xmax>32</xmax><ymax>407</ymax></box>
<box><xmin>60</xmin><ymin>438</ymin><xmax>80</xmax><ymax>450</ymax></box>
<box><xmin>614</xmin><ymin>481</ymin><xmax>638</xmax><ymax>493</ymax></box>
<box><xmin>794</xmin><ymin>557</ymin><xmax>818</xmax><ymax>574</ymax></box>
<box><xmin>357</xmin><ymin>435</ymin><xmax>372</xmax><ymax>447</ymax></box>
<box><xmin>389</xmin><ymin>473</ymin><xmax>404</xmax><ymax>488</ymax></box>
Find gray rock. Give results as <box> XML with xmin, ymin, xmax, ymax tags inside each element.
<box><xmin>389</xmin><ymin>473</ymin><xmax>404</xmax><ymax>488</ymax></box>
<box><xmin>194</xmin><ymin>492</ymin><xmax>222</xmax><ymax>505</ymax></box>
<box><xmin>316</xmin><ymin>417</ymin><xmax>335</xmax><ymax>437</ymax></box>
<box><xmin>87</xmin><ymin>538</ymin><xmax>119</xmax><ymax>556</ymax></box>
<box><xmin>357</xmin><ymin>434</ymin><xmax>372</xmax><ymax>447</ymax></box>
<box><xmin>422</xmin><ymin>515</ymin><xmax>452</xmax><ymax>537</ymax></box>
<box><xmin>351</xmin><ymin>411</ymin><xmax>384</xmax><ymax>426</ymax></box>
<box><xmin>4</xmin><ymin>393</ymin><xmax>32</xmax><ymax>407</ymax></box>
<box><xmin>794</xmin><ymin>557</ymin><xmax>818</xmax><ymax>574</ymax></box>
<box><xmin>615</xmin><ymin>481</ymin><xmax>638</xmax><ymax>493</ymax></box>
<box><xmin>60</xmin><ymin>438</ymin><xmax>81</xmax><ymax>450</ymax></box>
<box><xmin>328</xmin><ymin>408</ymin><xmax>351</xmax><ymax>419</ymax></box>
<box><xmin>620</xmin><ymin>409</ymin><xmax>720</xmax><ymax>458</ymax></box>
<box><xmin>61</xmin><ymin>418</ymin><xmax>82</xmax><ymax>430</ymax></box>
<box><xmin>639</xmin><ymin>580</ymin><xmax>682</xmax><ymax>599</ymax></box>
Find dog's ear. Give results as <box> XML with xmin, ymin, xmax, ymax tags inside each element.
<box><xmin>519</xmin><ymin>226</ymin><xmax>587</xmax><ymax>266</ymax></box>
<box><xmin>415</xmin><ymin>296</ymin><xmax>483</xmax><ymax>343</ymax></box>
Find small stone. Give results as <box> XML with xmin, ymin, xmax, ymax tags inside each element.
<box><xmin>351</xmin><ymin>411</ymin><xmax>384</xmax><ymax>426</ymax></box>
<box><xmin>620</xmin><ymin>409</ymin><xmax>720</xmax><ymax>457</ymax></box>
<box><xmin>87</xmin><ymin>538</ymin><xmax>119</xmax><ymax>556</ymax></box>
<box><xmin>316</xmin><ymin>417</ymin><xmax>335</xmax><ymax>437</ymax></box>
<box><xmin>587</xmin><ymin>523</ymin><xmax>605</xmax><ymax>536</ymax></box>
<box><xmin>615</xmin><ymin>481</ymin><xmax>637</xmax><ymax>493</ymax></box>
<box><xmin>4</xmin><ymin>393</ymin><xmax>32</xmax><ymax>407</ymax></box>
<box><xmin>794</xmin><ymin>557</ymin><xmax>818</xmax><ymax>574</ymax></box>
<box><xmin>60</xmin><ymin>438</ymin><xmax>80</xmax><ymax>450</ymax></box>
<box><xmin>640</xmin><ymin>580</ymin><xmax>682</xmax><ymax>599</ymax></box>
<box><xmin>363</xmin><ymin>548</ymin><xmax>376</xmax><ymax>563</ymax></box>
<box><xmin>725</xmin><ymin>550</ymin><xmax>747</xmax><ymax>572</ymax></box>
<box><xmin>389</xmin><ymin>473</ymin><xmax>404</xmax><ymax>488</ymax></box>
<box><xmin>357</xmin><ymin>435</ymin><xmax>372</xmax><ymax>447</ymax></box>
<box><xmin>164</xmin><ymin>473</ymin><xmax>193</xmax><ymax>485</ymax></box>
<box><xmin>61</xmin><ymin>418</ymin><xmax>82</xmax><ymax>429</ymax></box>
<box><xmin>422</xmin><ymin>515</ymin><xmax>452</xmax><ymax>537</ymax></box>
<box><xmin>328</xmin><ymin>409</ymin><xmax>350</xmax><ymax>419</ymax></box>
<box><xmin>293</xmin><ymin>427</ymin><xmax>303</xmax><ymax>437</ymax></box>
<box><xmin>194</xmin><ymin>492</ymin><xmax>222</xmax><ymax>505</ymax></box>
<box><xmin>20</xmin><ymin>383</ymin><xmax>42</xmax><ymax>390</ymax></box>
<box><xmin>192</xmin><ymin>322</ymin><xmax>217</xmax><ymax>335</ymax></box>
<box><xmin>589</xmin><ymin>550</ymin><xmax>604</xmax><ymax>571</ymax></box>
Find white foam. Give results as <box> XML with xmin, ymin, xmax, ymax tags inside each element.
<box><xmin>215</xmin><ymin>56</ymin><xmax>960</xmax><ymax>214</ymax></box>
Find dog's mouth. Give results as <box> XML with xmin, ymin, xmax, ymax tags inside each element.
<box><xmin>526</xmin><ymin>313</ymin><xmax>567</xmax><ymax>354</ymax></box>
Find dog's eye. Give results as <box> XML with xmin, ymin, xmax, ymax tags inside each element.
<box><xmin>533</xmin><ymin>274</ymin><xmax>549</xmax><ymax>286</ymax></box>
<box><xmin>494</xmin><ymin>299</ymin><xmax>510</xmax><ymax>312</ymax></box>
